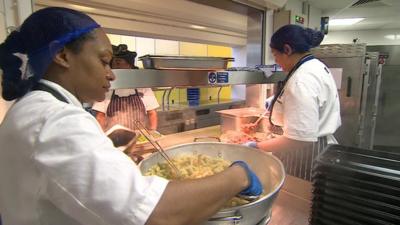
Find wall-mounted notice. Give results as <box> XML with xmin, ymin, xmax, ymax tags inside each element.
<box><xmin>330</xmin><ymin>68</ymin><xmax>343</xmax><ymax>90</ymax></box>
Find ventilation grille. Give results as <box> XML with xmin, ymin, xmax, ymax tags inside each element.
<box><xmin>311</xmin><ymin>44</ymin><xmax>367</xmax><ymax>58</ymax></box>
<box><xmin>351</xmin><ymin>0</ymin><xmax>383</xmax><ymax>7</ymax></box>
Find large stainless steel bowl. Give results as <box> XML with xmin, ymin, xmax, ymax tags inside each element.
<box><xmin>139</xmin><ymin>142</ymin><xmax>285</xmax><ymax>225</ymax></box>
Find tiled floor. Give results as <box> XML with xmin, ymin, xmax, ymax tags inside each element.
<box><xmin>268</xmin><ymin>190</ymin><xmax>310</xmax><ymax>225</ymax></box>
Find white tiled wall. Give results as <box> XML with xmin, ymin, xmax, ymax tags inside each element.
<box><xmin>155</xmin><ymin>39</ymin><xmax>179</xmax><ymax>55</ymax></box>
<box><xmin>120</xmin><ymin>35</ymin><xmax>136</xmax><ymax>51</ymax></box>
<box><xmin>136</xmin><ymin>37</ymin><xmax>155</xmax><ymax>68</ymax></box>
<box><xmin>106</xmin><ymin>33</ymin><xmax>233</xmax><ymax>104</ymax></box>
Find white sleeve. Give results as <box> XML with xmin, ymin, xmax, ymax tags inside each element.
<box><xmin>91</xmin><ymin>91</ymin><xmax>112</xmax><ymax>113</ymax></box>
<box><xmin>140</xmin><ymin>88</ymin><xmax>159</xmax><ymax>111</ymax></box>
<box><xmin>34</xmin><ymin>107</ymin><xmax>168</xmax><ymax>225</ymax></box>
<box><xmin>283</xmin><ymin>80</ymin><xmax>319</xmax><ymax>142</ymax></box>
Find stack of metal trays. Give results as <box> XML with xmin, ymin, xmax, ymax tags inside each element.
<box><xmin>311</xmin><ymin>144</ymin><xmax>400</xmax><ymax>225</ymax></box>
<box><xmin>139</xmin><ymin>55</ymin><xmax>234</xmax><ymax>70</ymax></box>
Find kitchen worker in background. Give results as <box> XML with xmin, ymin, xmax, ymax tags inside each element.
<box><xmin>0</xmin><ymin>7</ymin><xmax>264</xmax><ymax>225</ymax></box>
<box><xmin>92</xmin><ymin>44</ymin><xmax>159</xmax><ymax>131</ymax></box>
<box><xmin>245</xmin><ymin>24</ymin><xmax>341</xmax><ymax>181</ymax></box>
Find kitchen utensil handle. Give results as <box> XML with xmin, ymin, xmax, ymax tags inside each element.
<box><xmin>208</xmin><ymin>215</ymin><xmax>242</xmax><ymax>223</ymax></box>
<box><xmin>346</xmin><ymin>76</ymin><xmax>352</xmax><ymax>97</ymax></box>
<box><xmin>254</xmin><ymin>110</ymin><xmax>269</xmax><ymax>125</ymax></box>
<box><xmin>134</xmin><ymin>121</ymin><xmax>181</xmax><ymax>177</ymax></box>
<box><xmin>193</xmin><ymin>136</ymin><xmax>221</xmax><ymax>142</ymax></box>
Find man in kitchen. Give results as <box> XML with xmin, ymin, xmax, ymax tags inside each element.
<box><xmin>92</xmin><ymin>44</ymin><xmax>159</xmax><ymax>132</ymax></box>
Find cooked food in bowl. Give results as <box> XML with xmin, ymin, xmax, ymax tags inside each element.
<box><xmin>136</xmin><ymin>131</ymin><xmax>163</xmax><ymax>144</ymax></box>
<box><xmin>220</xmin><ymin>130</ymin><xmax>275</xmax><ymax>144</ymax></box>
<box><xmin>145</xmin><ymin>154</ymin><xmax>259</xmax><ymax>207</ymax></box>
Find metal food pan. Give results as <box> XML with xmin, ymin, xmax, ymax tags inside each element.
<box><xmin>139</xmin><ymin>55</ymin><xmax>234</xmax><ymax>70</ymax></box>
<box><xmin>216</xmin><ymin>107</ymin><xmax>269</xmax><ymax>133</ymax></box>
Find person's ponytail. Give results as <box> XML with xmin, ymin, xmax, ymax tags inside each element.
<box><xmin>0</xmin><ymin>30</ymin><xmax>34</xmax><ymax>101</ymax></box>
<box><xmin>305</xmin><ymin>28</ymin><xmax>324</xmax><ymax>48</ymax></box>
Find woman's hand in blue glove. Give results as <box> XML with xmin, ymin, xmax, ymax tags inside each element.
<box><xmin>242</xmin><ymin>141</ymin><xmax>257</xmax><ymax>148</ymax></box>
<box><xmin>265</xmin><ymin>95</ymin><xmax>275</xmax><ymax>111</ymax></box>
<box><xmin>230</xmin><ymin>161</ymin><xmax>263</xmax><ymax>196</ymax></box>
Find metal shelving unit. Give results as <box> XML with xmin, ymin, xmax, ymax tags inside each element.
<box><xmin>110</xmin><ymin>69</ymin><xmax>285</xmax><ymax>89</ymax></box>
<box><xmin>109</xmin><ymin>69</ymin><xmax>285</xmax><ymax>134</ymax></box>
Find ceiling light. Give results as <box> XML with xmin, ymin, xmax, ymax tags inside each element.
<box><xmin>384</xmin><ymin>34</ymin><xmax>400</xmax><ymax>40</ymax></box>
<box><xmin>329</xmin><ymin>18</ymin><xmax>365</xmax><ymax>26</ymax></box>
<box><xmin>190</xmin><ymin>25</ymin><xmax>206</xmax><ymax>30</ymax></box>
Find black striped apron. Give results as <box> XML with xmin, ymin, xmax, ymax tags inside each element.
<box><xmin>269</xmin><ymin>55</ymin><xmax>329</xmax><ymax>181</ymax></box>
<box><xmin>273</xmin><ymin>137</ymin><xmax>328</xmax><ymax>181</ymax></box>
<box><xmin>105</xmin><ymin>89</ymin><xmax>146</xmax><ymax>130</ymax></box>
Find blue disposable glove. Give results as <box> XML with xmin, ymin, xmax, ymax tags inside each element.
<box><xmin>230</xmin><ymin>160</ymin><xmax>263</xmax><ymax>196</ymax></box>
<box><xmin>242</xmin><ymin>141</ymin><xmax>257</xmax><ymax>148</ymax></box>
<box><xmin>265</xmin><ymin>95</ymin><xmax>275</xmax><ymax>111</ymax></box>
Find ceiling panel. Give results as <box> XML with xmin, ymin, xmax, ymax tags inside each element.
<box><xmin>306</xmin><ymin>0</ymin><xmax>400</xmax><ymax>31</ymax></box>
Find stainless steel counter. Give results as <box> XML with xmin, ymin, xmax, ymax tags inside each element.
<box><xmin>158</xmin><ymin>125</ymin><xmax>222</xmax><ymax>148</ymax></box>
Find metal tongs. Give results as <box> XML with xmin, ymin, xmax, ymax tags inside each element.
<box><xmin>134</xmin><ymin>121</ymin><xmax>181</xmax><ymax>178</ymax></box>
<box><xmin>253</xmin><ymin>110</ymin><xmax>269</xmax><ymax>127</ymax></box>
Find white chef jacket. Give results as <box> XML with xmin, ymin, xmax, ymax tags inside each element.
<box><xmin>0</xmin><ymin>80</ymin><xmax>168</xmax><ymax>225</ymax></box>
<box><xmin>92</xmin><ymin>88</ymin><xmax>159</xmax><ymax>114</ymax></box>
<box><xmin>271</xmin><ymin>58</ymin><xmax>341</xmax><ymax>144</ymax></box>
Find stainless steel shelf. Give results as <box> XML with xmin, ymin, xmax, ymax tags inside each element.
<box><xmin>110</xmin><ymin>69</ymin><xmax>285</xmax><ymax>89</ymax></box>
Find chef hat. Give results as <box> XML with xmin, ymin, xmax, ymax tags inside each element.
<box><xmin>112</xmin><ymin>44</ymin><xmax>138</xmax><ymax>68</ymax></box>
<box><xmin>0</xmin><ymin>7</ymin><xmax>100</xmax><ymax>101</ymax></box>
<box><xmin>270</xmin><ymin>24</ymin><xmax>324</xmax><ymax>54</ymax></box>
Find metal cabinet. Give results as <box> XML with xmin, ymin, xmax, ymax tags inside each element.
<box><xmin>367</xmin><ymin>45</ymin><xmax>400</xmax><ymax>150</ymax></box>
<box><xmin>312</xmin><ymin>44</ymin><xmax>382</xmax><ymax>149</ymax></box>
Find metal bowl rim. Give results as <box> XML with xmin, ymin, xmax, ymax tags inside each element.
<box><xmin>140</xmin><ymin>142</ymin><xmax>286</xmax><ymax>211</ymax></box>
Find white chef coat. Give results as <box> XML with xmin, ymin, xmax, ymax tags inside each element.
<box><xmin>0</xmin><ymin>80</ymin><xmax>168</xmax><ymax>225</ymax></box>
<box><xmin>271</xmin><ymin>58</ymin><xmax>341</xmax><ymax>144</ymax></box>
<box><xmin>92</xmin><ymin>88</ymin><xmax>159</xmax><ymax>114</ymax></box>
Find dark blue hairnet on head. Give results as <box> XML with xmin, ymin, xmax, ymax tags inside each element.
<box><xmin>270</xmin><ymin>25</ymin><xmax>324</xmax><ymax>54</ymax></box>
<box><xmin>0</xmin><ymin>7</ymin><xmax>100</xmax><ymax>100</ymax></box>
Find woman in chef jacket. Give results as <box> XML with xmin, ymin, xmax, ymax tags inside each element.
<box><xmin>246</xmin><ymin>25</ymin><xmax>341</xmax><ymax>181</ymax></box>
<box><xmin>92</xmin><ymin>44</ymin><xmax>159</xmax><ymax>131</ymax></box>
<box><xmin>0</xmin><ymin>7</ymin><xmax>264</xmax><ymax>225</ymax></box>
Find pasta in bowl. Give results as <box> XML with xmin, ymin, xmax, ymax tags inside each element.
<box><xmin>139</xmin><ymin>142</ymin><xmax>285</xmax><ymax>225</ymax></box>
<box><xmin>145</xmin><ymin>154</ymin><xmax>255</xmax><ymax>207</ymax></box>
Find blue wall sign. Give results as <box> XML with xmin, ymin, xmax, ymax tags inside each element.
<box><xmin>216</xmin><ymin>72</ymin><xmax>229</xmax><ymax>83</ymax></box>
<box><xmin>208</xmin><ymin>71</ymin><xmax>229</xmax><ymax>84</ymax></box>
<box><xmin>208</xmin><ymin>72</ymin><xmax>217</xmax><ymax>84</ymax></box>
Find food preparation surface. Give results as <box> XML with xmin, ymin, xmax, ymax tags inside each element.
<box><xmin>158</xmin><ymin>125</ymin><xmax>222</xmax><ymax>148</ymax></box>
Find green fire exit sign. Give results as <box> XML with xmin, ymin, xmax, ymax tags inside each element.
<box><xmin>295</xmin><ymin>15</ymin><xmax>304</xmax><ymax>24</ymax></box>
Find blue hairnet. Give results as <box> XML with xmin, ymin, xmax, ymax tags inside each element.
<box><xmin>270</xmin><ymin>25</ymin><xmax>324</xmax><ymax>53</ymax></box>
<box><xmin>0</xmin><ymin>7</ymin><xmax>100</xmax><ymax>100</ymax></box>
